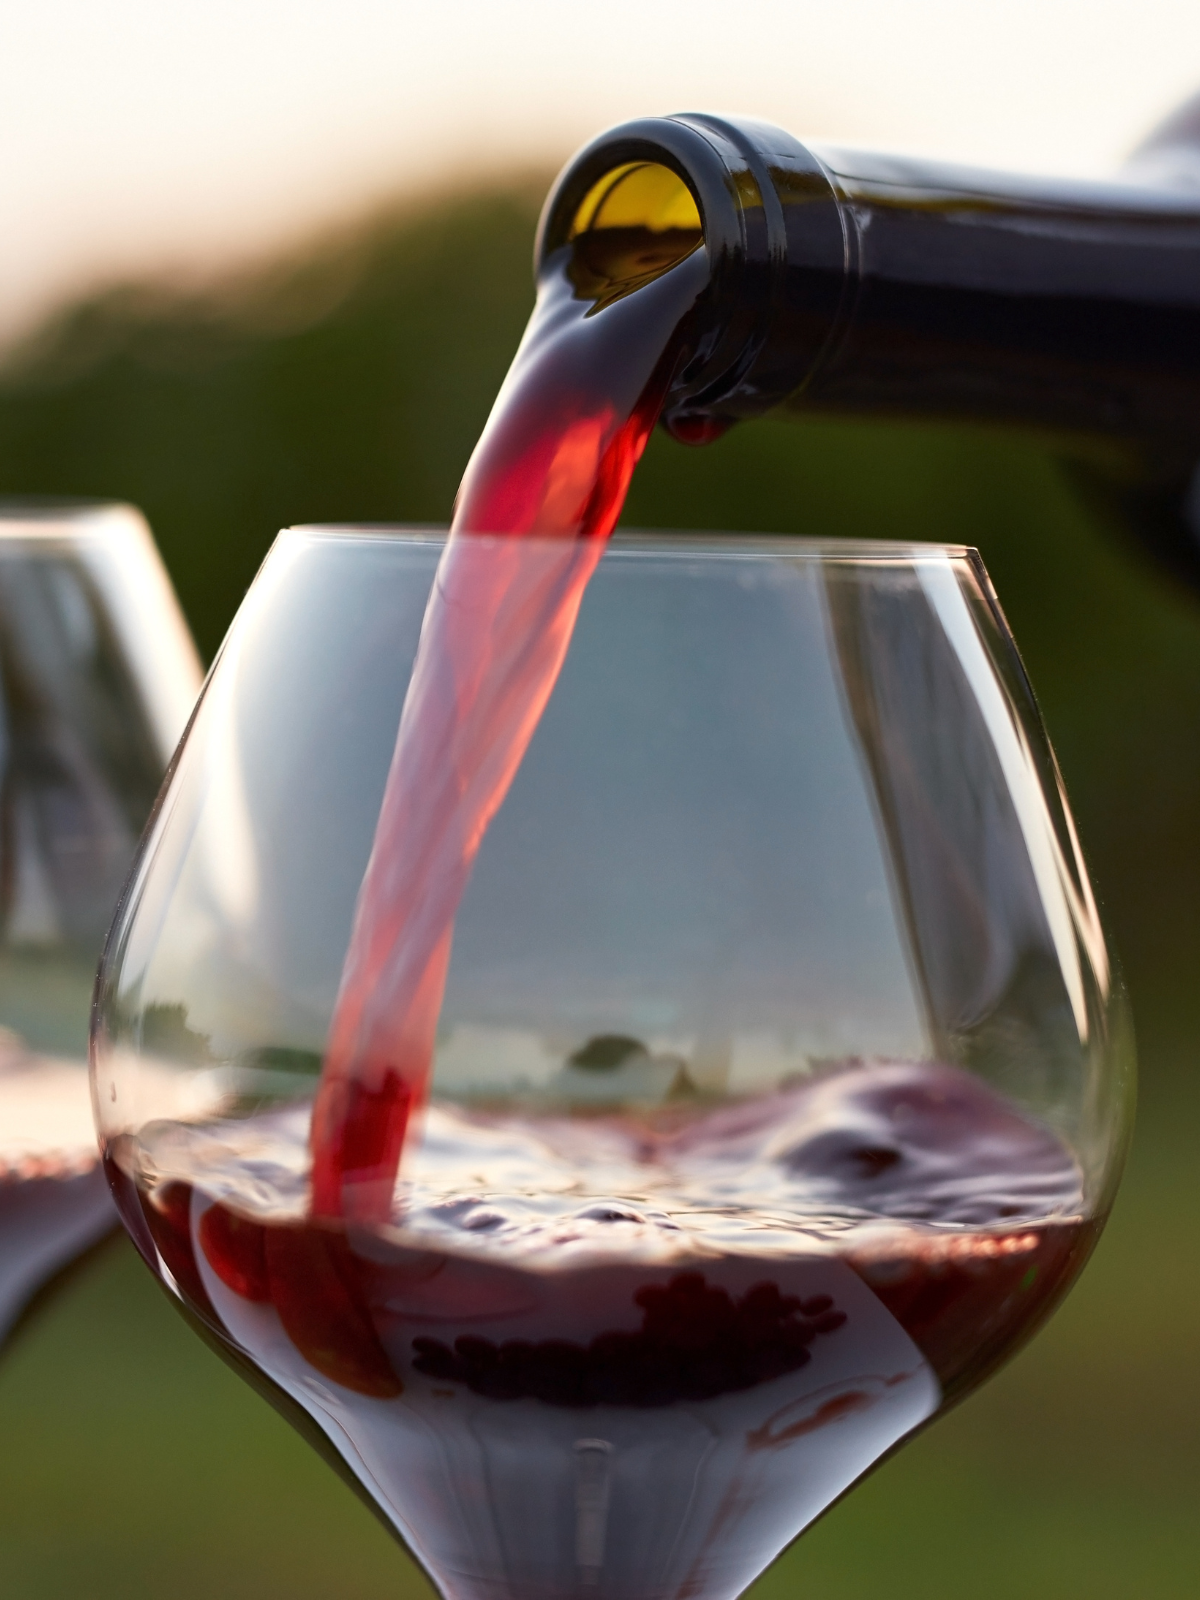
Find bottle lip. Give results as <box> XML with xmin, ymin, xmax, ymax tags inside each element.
<box><xmin>535</xmin><ymin>115</ymin><xmax>850</xmax><ymax>430</ymax></box>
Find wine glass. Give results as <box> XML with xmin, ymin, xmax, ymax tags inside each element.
<box><xmin>0</xmin><ymin>498</ymin><xmax>202</xmax><ymax>1346</ymax></box>
<box><xmin>92</xmin><ymin>527</ymin><xmax>1130</xmax><ymax>1600</ymax></box>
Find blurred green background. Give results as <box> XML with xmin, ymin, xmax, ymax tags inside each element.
<box><xmin>0</xmin><ymin>184</ymin><xmax>1198</xmax><ymax>1598</ymax></box>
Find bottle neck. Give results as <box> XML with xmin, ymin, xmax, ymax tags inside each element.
<box><xmin>539</xmin><ymin>112</ymin><xmax>1200</xmax><ymax>584</ymax></box>
<box><xmin>796</xmin><ymin>142</ymin><xmax>1200</xmax><ymax>446</ymax></box>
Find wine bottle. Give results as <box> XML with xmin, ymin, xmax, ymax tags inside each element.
<box><xmin>537</xmin><ymin>97</ymin><xmax>1200</xmax><ymax>583</ymax></box>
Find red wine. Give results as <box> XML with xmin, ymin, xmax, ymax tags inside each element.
<box><xmin>113</xmin><ymin>1060</ymin><xmax>1095</xmax><ymax>1600</ymax></box>
<box><xmin>310</xmin><ymin>167</ymin><xmax>709</xmax><ymax>1221</ymax></box>
<box><xmin>0</xmin><ymin>1047</ymin><xmax>114</xmax><ymax>1343</ymax></box>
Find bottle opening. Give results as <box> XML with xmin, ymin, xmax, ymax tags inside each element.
<box><xmin>565</xmin><ymin>162</ymin><xmax>703</xmax><ymax>311</ymax></box>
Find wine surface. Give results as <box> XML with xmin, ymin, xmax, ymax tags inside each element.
<box><xmin>114</xmin><ymin>1060</ymin><xmax>1095</xmax><ymax>1600</ymax></box>
<box><xmin>310</xmin><ymin>168</ymin><xmax>709</xmax><ymax>1221</ymax></box>
<box><xmin>0</xmin><ymin>1035</ymin><xmax>114</xmax><ymax>1343</ymax></box>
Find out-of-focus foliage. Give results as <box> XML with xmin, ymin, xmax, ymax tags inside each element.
<box><xmin>0</xmin><ymin>186</ymin><xmax>545</xmax><ymax>660</ymax></box>
<box><xmin>0</xmin><ymin>184</ymin><xmax>1198</xmax><ymax>1598</ymax></box>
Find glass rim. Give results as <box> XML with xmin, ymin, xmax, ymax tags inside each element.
<box><xmin>281</xmin><ymin>523</ymin><xmax>980</xmax><ymax>564</ymax></box>
<box><xmin>0</xmin><ymin>497</ymin><xmax>146</xmax><ymax>540</ymax></box>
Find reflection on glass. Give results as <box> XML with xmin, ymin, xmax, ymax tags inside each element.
<box><xmin>0</xmin><ymin>500</ymin><xmax>201</xmax><ymax>1344</ymax></box>
<box><xmin>93</xmin><ymin>530</ymin><xmax>1131</xmax><ymax>1600</ymax></box>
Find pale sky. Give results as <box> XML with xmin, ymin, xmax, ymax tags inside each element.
<box><xmin>2</xmin><ymin>0</ymin><xmax>1199</xmax><ymax>349</ymax></box>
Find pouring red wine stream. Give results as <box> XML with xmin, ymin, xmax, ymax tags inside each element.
<box><xmin>310</xmin><ymin>169</ymin><xmax>710</xmax><ymax>1221</ymax></box>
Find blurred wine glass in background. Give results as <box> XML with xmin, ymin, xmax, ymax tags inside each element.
<box><xmin>0</xmin><ymin>500</ymin><xmax>201</xmax><ymax>1348</ymax></box>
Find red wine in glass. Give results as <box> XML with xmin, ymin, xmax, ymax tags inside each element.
<box><xmin>122</xmin><ymin>1060</ymin><xmax>1097</xmax><ymax>1600</ymax></box>
<box><xmin>0</xmin><ymin>1042</ymin><xmax>113</xmax><ymax>1343</ymax></box>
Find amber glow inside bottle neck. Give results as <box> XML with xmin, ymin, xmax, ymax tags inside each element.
<box><xmin>564</xmin><ymin>161</ymin><xmax>704</xmax><ymax>311</ymax></box>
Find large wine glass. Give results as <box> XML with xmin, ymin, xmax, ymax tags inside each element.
<box><xmin>92</xmin><ymin>528</ymin><xmax>1131</xmax><ymax>1600</ymax></box>
<box><xmin>0</xmin><ymin>498</ymin><xmax>201</xmax><ymax>1346</ymax></box>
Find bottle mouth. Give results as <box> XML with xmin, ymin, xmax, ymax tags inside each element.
<box><xmin>536</xmin><ymin>115</ymin><xmax>850</xmax><ymax>427</ymax></box>
<box><xmin>565</xmin><ymin>162</ymin><xmax>704</xmax><ymax>312</ymax></box>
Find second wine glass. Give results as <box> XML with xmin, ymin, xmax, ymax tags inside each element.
<box><xmin>0</xmin><ymin>499</ymin><xmax>201</xmax><ymax>1346</ymax></box>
